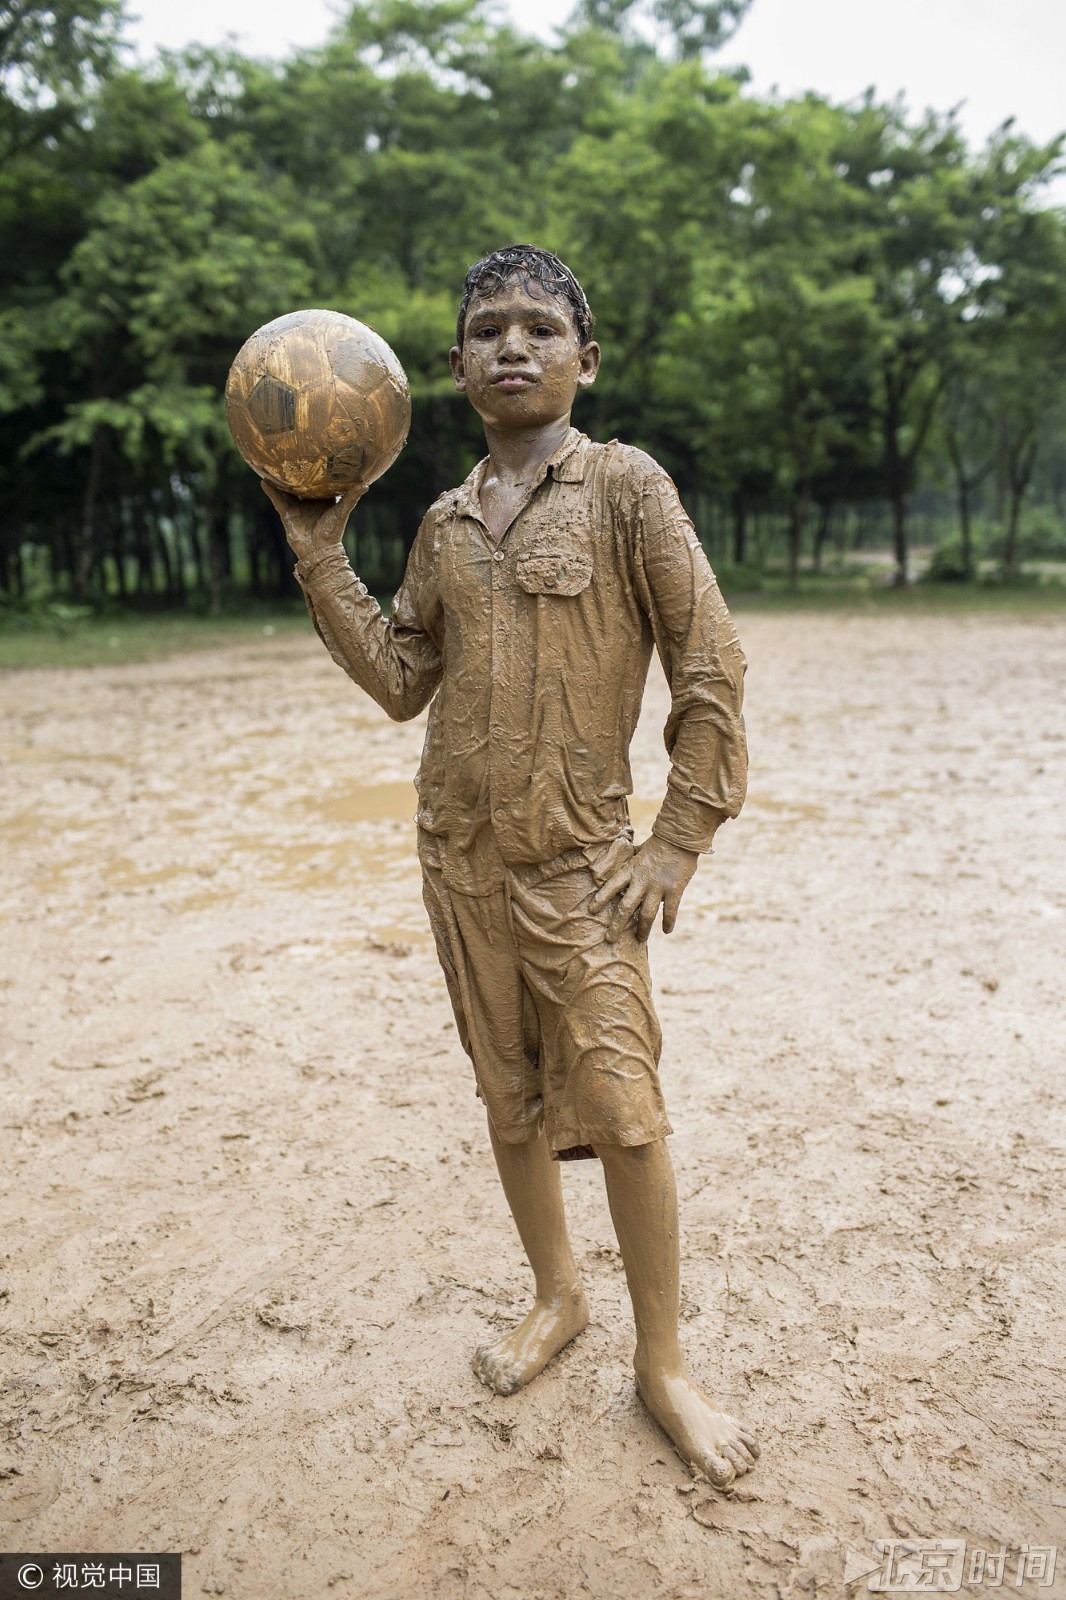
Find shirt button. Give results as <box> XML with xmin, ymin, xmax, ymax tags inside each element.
<box><xmin>493</xmin><ymin>805</ymin><xmax>507</xmax><ymax>819</ymax></box>
<box><xmin>493</xmin><ymin>551</ymin><xmax>505</xmax><ymax>562</ymax></box>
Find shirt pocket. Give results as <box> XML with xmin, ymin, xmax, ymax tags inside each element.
<box><xmin>515</xmin><ymin>547</ymin><xmax>593</xmax><ymax>597</ymax></box>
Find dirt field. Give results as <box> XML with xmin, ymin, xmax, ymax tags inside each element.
<box><xmin>2</xmin><ymin>609</ymin><xmax>1064</xmax><ymax>1599</ymax></box>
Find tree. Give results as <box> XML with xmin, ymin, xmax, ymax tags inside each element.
<box><xmin>656</xmin><ymin>95</ymin><xmax>881</xmax><ymax>584</ymax></box>
<box><xmin>821</xmin><ymin>99</ymin><xmax>979</xmax><ymax>584</ymax></box>
<box><xmin>935</xmin><ymin>363</ymin><xmax>996</xmax><ymax>577</ymax></box>
<box><xmin>966</xmin><ymin>130</ymin><xmax>1066</xmax><ymax>577</ymax></box>
<box><xmin>985</xmin><ymin>215</ymin><xmax>1066</xmax><ymax>577</ymax></box>
<box><xmin>31</xmin><ymin>141</ymin><xmax>315</xmax><ymax>603</ymax></box>
<box><xmin>0</xmin><ymin>0</ymin><xmax>122</xmax><ymax>161</ymax></box>
<box><xmin>567</xmin><ymin>0</ymin><xmax>751</xmax><ymax>61</ymax></box>
<box><xmin>2</xmin><ymin>0</ymin><xmax>1064</xmax><ymax>610</ymax></box>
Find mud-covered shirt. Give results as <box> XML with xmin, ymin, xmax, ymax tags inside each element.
<box><xmin>294</xmin><ymin>427</ymin><xmax>747</xmax><ymax>894</ymax></box>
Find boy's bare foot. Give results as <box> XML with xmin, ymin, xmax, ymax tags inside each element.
<box><xmin>473</xmin><ymin>1287</ymin><xmax>589</xmax><ymax>1396</ymax></box>
<box><xmin>635</xmin><ymin>1358</ymin><xmax>760</xmax><ymax>1488</ymax></box>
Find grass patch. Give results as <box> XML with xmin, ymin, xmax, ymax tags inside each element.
<box><xmin>0</xmin><ymin>606</ymin><xmax>312</xmax><ymax>670</ymax></box>
<box><xmin>2</xmin><ymin>573</ymin><xmax>1064</xmax><ymax>671</ymax></box>
<box><xmin>725</xmin><ymin>575</ymin><xmax>1066</xmax><ymax>614</ymax></box>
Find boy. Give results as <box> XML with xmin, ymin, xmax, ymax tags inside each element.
<box><xmin>264</xmin><ymin>245</ymin><xmax>758</xmax><ymax>1487</ymax></box>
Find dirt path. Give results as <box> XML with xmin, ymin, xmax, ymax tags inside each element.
<box><xmin>2</xmin><ymin>611</ymin><xmax>1064</xmax><ymax>1598</ymax></box>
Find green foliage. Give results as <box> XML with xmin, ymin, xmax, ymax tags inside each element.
<box><xmin>0</xmin><ymin>0</ymin><xmax>1064</xmax><ymax>610</ymax></box>
<box><xmin>1011</xmin><ymin>507</ymin><xmax>1066</xmax><ymax>563</ymax></box>
<box><xmin>923</xmin><ymin>536</ymin><xmax>972</xmax><ymax>583</ymax></box>
<box><xmin>569</xmin><ymin>0</ymin><xmax>752</xmax><ymax>60</ymax></box>
<box><xmin>0</xmin><ymin>0</ymin><xmax>122</xmax><ymax>160</ymax></box>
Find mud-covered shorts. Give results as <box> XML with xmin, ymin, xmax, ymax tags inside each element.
<box><xmin>419</xmin><ymin>831</ymin><xmax>672</xmax><ymax>1161</ymax></box>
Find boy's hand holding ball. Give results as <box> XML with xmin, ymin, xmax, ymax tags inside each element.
<box><xmin>261</xmin><ymin>480</ymin><xmax>367</xmax><ymax>565</ymax></box>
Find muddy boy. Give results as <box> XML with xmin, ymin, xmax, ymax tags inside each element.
<box><xmin>264</xmin><ymin>245</ymin><xmax>758</xmax><ymax>1487</ymax></box>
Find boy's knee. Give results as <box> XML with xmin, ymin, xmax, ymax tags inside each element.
<box><xmin>594</xmin><ymin>1137</ymin><xmax>667</xmax><ymax>1173</ymax></box>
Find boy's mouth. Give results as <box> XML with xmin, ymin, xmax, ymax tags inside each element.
<box><xmin>492</xmin><ymin>373</ymin><xmax>536</xmax><ymax>389</ymax></box>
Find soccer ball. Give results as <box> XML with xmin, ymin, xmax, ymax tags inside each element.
<box><xmin>225</xmin><ymin>309</ymin><xmax>411</xmax><ymax>499</ymax></box>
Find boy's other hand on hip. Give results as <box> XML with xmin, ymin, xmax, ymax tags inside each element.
<box><xmin>590</xmin><ymin>835</ymin><xmax>699</xmax><ymax>944</ymax></box>
<box><xmin>262</xmin><ymin>480</ymin><xmax>366</xmax><ymax>563</ymax></box>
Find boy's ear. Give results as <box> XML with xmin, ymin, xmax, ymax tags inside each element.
<box><xmin>449</xmin><ymin>344</ymin><xmax>467</xmax><ymax>391</ymax></box>
<box><xmin>577</xmin><ymin>340</ymin><xmax>601</xmax><ymax>388</ymax></box>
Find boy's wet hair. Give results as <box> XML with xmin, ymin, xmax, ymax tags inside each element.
<box><xmin>456</xmin><ymin>245</ymin><xmax>595</xmax><ymax>348</ymax></box>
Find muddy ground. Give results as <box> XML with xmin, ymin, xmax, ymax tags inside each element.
<box><xmin>1</xmin><ymin>609</ymin><xmax>1064</xmax><ymax>1599</ymax></box>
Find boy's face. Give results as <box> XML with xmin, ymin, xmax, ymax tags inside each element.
<box><xmin>449</xmin><ymin>277</ymin><xmax>600</xmax><ymax>431</ymax></box>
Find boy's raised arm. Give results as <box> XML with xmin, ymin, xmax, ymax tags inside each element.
<box><xmin>264</xmin><ymin>481</ymin><xmax>443</xmax><ymax>723</ymax></box>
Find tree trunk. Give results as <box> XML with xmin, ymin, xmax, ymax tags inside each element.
<box><xmin>59</xmin><ymin>513</ymin><xmax>76</xmax><ymax>595</ymax></box>
<box><xmin>1003</xmin><ymin>488</ymin><xmax>1023</xmax><ymax>580</ymax></box>
<box><xmin>853</xmin><ymin>506</ymin><xmax>867</xmax><ymax>551</ymax></box>
<box><xmin>205</xmin><ymin>499</ymin><xmax>225</xmax><ymax>618</ymax></box>
<box><xmin>787</xmin><ymin>491</ymin><xmax>808</xmax><ymax>592</ymax></box>
<box><xmin>75</xmin><ymin>425</ymin><xmax>105</xmax><ymax>602</ymax></box>
<box><xmin>944</xmin><ymin>428</ymin><xmax>993</xmax><ymax>582</ymax></box>
<box><xmin>110</xmin><ymin>509</ymin><xmax>127</xmax><ymax>602</ymax></box>
<box><xmin>881</xmin><ymin>368</ymin><xmax>909</xmax><ymax>585</ymax></box>
<box><xmin>944</xmin><ymin>429</ymin><xmax>973</xmax><ymax>579</ymax></box>
<box><xmin>958</xmin><ymin>482</ymin><xmax>973</xmax><ymax>579</ymax></box>
<box><xmin>881</xmin><ymin>362</ymin><xmax>941</xmax><ymax>588</ymax></box>
<box><xmin>188</xmin><ymin>512</ymin><xmax>208</xmax><ymax>597</ymax></box>
<box><xmin>255</xmin><ymin>500</ymin><xmax>291</xmax><ymax>598</ymax></box>
<box><xmin>127</xmin><ymin>499</ymin><xmax>150</xmax><ymax>598</ymax></box>
<box><xmin>1003</xmin><ymin>437</ymin><xmax>1039</xmax><ymax>581</ymax></box>
<box><xmin>812</xmin><ymin>502</ymin><xmax>832</xmax><ymax>574</ymax></box>
<box><xmin>153</xmin><ymin>513</ymin><xmax>178</xmax><ymax>603</ymax></box>
<box><xmin>731</xmin><ymin>490</ymin><xmax>747</xmax><ymax>567</ymax></box>
<box><xmin>890</xmin><ymin>488</ymin><xmax>908</xmax><ymax>585</ymax></box>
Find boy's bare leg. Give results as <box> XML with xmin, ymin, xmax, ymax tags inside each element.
<box><xmin>473</xmin><ymin>1118</ymin><xmax>589</xmax><ymax>1396</ymax></box>
<box><xmin>597</xmin><ymin>1138</ymin><xmax>760</xmax><ymax>1487</ymax></box>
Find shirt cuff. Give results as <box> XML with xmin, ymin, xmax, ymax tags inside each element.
<box><xmin>294</xmin><ymin>543</ymin><xmax>351</xmax><ymax>584</ymax></box>
<box><xmin>651</xmin><ymin>804</ymin><xmax>730</xmax><ymax>856</ymax></box>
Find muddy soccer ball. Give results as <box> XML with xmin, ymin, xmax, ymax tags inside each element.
<box><xmin>225</xmin><ymin>309</ymin><xmax>410</xmax><ymax>499</ymax></box>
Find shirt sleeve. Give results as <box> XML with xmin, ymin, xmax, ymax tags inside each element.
<box><xmin>628</xmin><ymin>461</ymin><xmax>748</xmax><ymax>853</ymax></box>
<box><xmin>293</xmin><ymin>518</ymin><xmax>443</xmax><ymax>723</ymax></box>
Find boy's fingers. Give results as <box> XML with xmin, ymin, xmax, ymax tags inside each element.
<box><xmin>338</xmin><ymin>481</ymin><xmax>368</xmax><ymax>517</ymax></box>
<box><xmin>662</xmin><ymin>890</ymin><xmax>681</xmax><ymax>935</ymax></box>
<box><xmin>608</xmin><ymin>879</ymin><xmax>645</xmax><ymax>942</ymax></box>
<box><xmin>636</xmin><ymin>891</ymin><xmax>660</xmax><ymax>943</ymax></box>
<box><xmin>589</xmin><ymin>866</ymin><xmax>631</xmax><ymax>913</ymax></box>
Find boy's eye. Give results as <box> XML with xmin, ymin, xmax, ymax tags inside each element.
<box><xmin>532</xmin><ymin>325</ymin><xmax>556</xmax><ymax>337</ymax></box>
<box><xmin>475</xmin><ymin>325</ymin><xmax>499</xmax><ymax>338</ymax></box>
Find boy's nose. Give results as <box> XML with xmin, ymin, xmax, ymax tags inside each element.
<box><xmin>498</xmin><ymin>327</ymin><xmax>529</xmax><ymax>360</ymax></box>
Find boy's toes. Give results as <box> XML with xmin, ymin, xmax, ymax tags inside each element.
<box><xmin>472</xmin><ymin>1344</ymin><xmax>493</xmax><ymax>1386</ymax></box>
<box><xmin>698</xmin><ymin>1450</ymin><xmax>736</xmax><ymax>1489</ymax></box>
<box><xmin>482</xmin><ymin>1358</ymin><xmax>518</xmax><ymax>1395</ymax></box>
<box><xmin>723</xmin><ymin>1442</ymin><xmax>754</xmax><ymax>1475</ymax></box>
<box><xmin>472</xmin><ymin>1344</ymin><xmax>518</xmax><ymax>1396</ymax></box>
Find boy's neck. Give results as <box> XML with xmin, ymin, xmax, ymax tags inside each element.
<box><xmin>482</xmin><ymin>414</ymin><xmax>573</xmax><ymax>487</ymax></box>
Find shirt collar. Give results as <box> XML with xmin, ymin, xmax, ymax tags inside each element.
<box><xmin>547</xmin><ymin>426</ymin><xmax>589</xmax><ymax>482</ymax></box>
<box><xmin>451</xmin><ymin>427</ymin><xmax>590</xmax><ymax>520</ymax></box>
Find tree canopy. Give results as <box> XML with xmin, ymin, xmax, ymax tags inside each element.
<box><xmin>1</xmin><ymin>0</ymin><xmax>1064</xmax><ymax>608</ymax></box>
